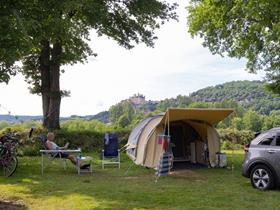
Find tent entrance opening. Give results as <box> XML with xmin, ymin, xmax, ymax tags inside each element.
<box><xmin>169</xmin><ymin>121</ymin><xmax>208</xmax><ymax>166</ymax></box>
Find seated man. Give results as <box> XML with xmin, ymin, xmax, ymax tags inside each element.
<box><xmin>46</xmin><ymin>132</ymin><xmax>89</xmax><ymax>169</ymax></box>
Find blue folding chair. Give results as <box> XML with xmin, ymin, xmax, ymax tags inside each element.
<box><xmin>101</xmin><ymin>133</ymin><xmax>120</xmax><ymax>169</ymax></box>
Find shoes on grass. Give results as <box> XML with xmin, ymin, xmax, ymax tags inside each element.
<box><xmin>80</xmin><ymin>164</ymin><xmax>90</xmax><ymax>169</ymax></box>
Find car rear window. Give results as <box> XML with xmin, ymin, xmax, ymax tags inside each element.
<box><xmin>258</xmin><ymin>133</ymin><xmax>275</xmax><ymax>146</ymax></box>
<box><xmin>254</xmin><ymin>132</ymin><xmax>268</xmax><ymax>143</ymax></box>
<box><xmin>259</xmin><ymin>137</ymin><xmax>274</xmax><ymax>145</ymax></box>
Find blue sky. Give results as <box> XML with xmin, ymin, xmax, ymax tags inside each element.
<box><xmin>0</xmin><ymin>1</ymin><xmax>263</xmax><ymax>117</ymax></box>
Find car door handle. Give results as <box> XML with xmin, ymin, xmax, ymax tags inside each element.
<box><xmin>267</xmin><ymin>150</ymin><xmax>276</xmax><ymax>154</ymax></box>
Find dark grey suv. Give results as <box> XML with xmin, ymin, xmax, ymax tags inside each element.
<box><xmin>242</xmin><ymin>127</ymin><xmax>280</xmax><ymax>190</ymax></box>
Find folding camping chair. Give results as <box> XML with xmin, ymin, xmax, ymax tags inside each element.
<box><xmin>38</xmin><ymin>135</ymin><xmax>67</xmax><ymax>173</ymax></box>
<box><xmin>101</xmin><ymin>133</ymin><xmax>120</xmax><ymax>169</ymax></box>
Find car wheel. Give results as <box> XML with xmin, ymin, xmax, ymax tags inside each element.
<box><xmin>250</xmin><ymin>165</ymin><xmax>275</xmax><ymax>190</ymax></box>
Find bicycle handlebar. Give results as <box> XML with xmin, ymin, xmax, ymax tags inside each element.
<box><xmin>0</xmin><ymin>132</ymin><xmax>20</xmax><ymax>143</ymax></box>
<box><xmin>29</xmin><ymin>128</ymin><xmax>34</xmax><ymax>138</ymax></box>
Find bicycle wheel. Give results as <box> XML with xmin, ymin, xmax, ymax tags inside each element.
<box><xmin>3</xmin><ymin>156</ymin><xmax>18</xmax><ymax>177</ymax></box>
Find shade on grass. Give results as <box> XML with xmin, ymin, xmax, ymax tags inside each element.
<box><xmin>0</xmin><ymin>152</ymin><xmax>280</xmax><ymax>210</ymax></box>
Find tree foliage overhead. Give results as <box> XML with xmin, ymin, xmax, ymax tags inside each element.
<box><xmin>187</xmin><ymin>0</ymin><xmax>280</xmax><ymax>94</ymax></box>
<box><xmin>0</xmin><ymin>0</ymin><xmax>28</xmax><ymax>83</ymax></box>
<box><xmin>0</xmin><ymin>0</ymin><xmax>178</xmax><ymax>129</ymax></box>
<box><xmin>0</xmin><ymin>0</ymin><xmax>178</xmax><ymax>82</ymax></box>
<box><xmin>2</xmin><ymin>0</ymin><xmax>178</xmax><ymax>88</ymax></box>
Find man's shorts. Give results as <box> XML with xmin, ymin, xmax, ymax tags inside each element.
<box><xmin>54</xmin><ymin>153</ymin><xmax>69</xmax><ymax>158</ymax></box>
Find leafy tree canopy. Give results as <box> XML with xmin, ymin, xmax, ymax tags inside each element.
<box><xmin>0</xmin><ymin>0</ymin><xmax>178</xmax><ymax>129</ymax></box>
<box><xmin>187</xmin><ymin>0</ymin><xmax>280</xmax><ymax>94</ymax></box>
<box><xmin>1</xmin><ymin>0</ymin><xmax>178</xmax><ymax>86</ymax></box>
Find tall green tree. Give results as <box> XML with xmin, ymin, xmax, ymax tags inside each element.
<box><xmin>187</xmin><ymin>0</ymin><xmax>280</xmax><ymax>94</ymax></box>
<box><xmin>263</xmin><ymin>110</ymin><xmax>280</xmax><ymax>130</ymax></box>
<box><xmin>243</xmin><ymin>110</ymin><xmax>263</xmax><ymax>132</ymax></box>
<box><xmin>109</xmin><ymin>101</ymin><xmax>135</xmax><ymax>127</ymax></box>
<box><xmin>156</xmin><ymin>95</ymin><xmax>193</xmax><ymax>111</ymax></box>
<box><xmin>230</xmin><ymin>117</ymin><xmax>244</xmax><ymax>130</ymax></box>
<box><xmin>0</xmin><ymin>0</ymin><xmax>178</xmax><ymax>130</ymax></box>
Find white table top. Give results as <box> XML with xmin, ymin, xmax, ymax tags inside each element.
<box><xmin>40</xmin><ymin>149</ymin><xmax>81</xmax><ymax>153</ymax></box>
<box><xmin>77</xmin><ymin>156</ymin><xmax>93</xmax><ymax>161</ymax></box>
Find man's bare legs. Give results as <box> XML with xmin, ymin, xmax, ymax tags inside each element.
<box><xmin>68</xmin><ymin>155</ymin><xmax>78</xmax><ymax>165</ymax></box>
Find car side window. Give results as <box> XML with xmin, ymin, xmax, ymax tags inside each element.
<box><xmin>259</xmin><ymin>134</ymin><xmax>275</xmax><ymax>146</ymax></box>
<box><xmin>276</xmin><ymin>135</ymin><xmax>280</xmax><ymax>146</ymax></box>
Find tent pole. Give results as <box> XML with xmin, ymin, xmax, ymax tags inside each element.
<box><xmin>168</xmin><ymin>110</ymin><xmax>170</xmax><ymax>136</ymax></box>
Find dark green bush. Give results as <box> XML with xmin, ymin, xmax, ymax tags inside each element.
<box><xmin>218</xmin><ymin>128</ymin><xmax>255</xmax><ymax>145</ymax></box>
<box><xmin>221</xmin><ymin>141</ymin><xmax>243</xmax><ymax>150</ymax></box>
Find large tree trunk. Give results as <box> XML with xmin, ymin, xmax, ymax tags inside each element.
<box><xmin>39</xmin><ymin>40</ymin><xmax>62</xmax><ymax>130</ymax></box>
<box><xmin>39</xmin><ymin>40</ymin><xmax>51</xmax><ymax>128</ymax></box>
<box><xmin>48</xmin><ymin>41</ymin><xmax>62</xmax><ymax>130</ymax></box>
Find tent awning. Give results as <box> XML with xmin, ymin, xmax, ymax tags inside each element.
<box><xmin>162</xmin><ymin>108</ymin><xmax>234</xmax><ymax>125</ymax></box>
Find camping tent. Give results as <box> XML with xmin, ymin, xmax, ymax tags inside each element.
<box><xmin>126</xmin><ymin>108</ymin><xmax>234</xmax><ymax>168</ymax></box>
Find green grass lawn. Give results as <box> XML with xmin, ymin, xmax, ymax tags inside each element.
<box><xmin>0</xmin><ymin>151</ymin><xmax>280</xmax><ymax>210</ymax></box>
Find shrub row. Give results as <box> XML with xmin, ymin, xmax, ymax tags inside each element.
<box><xmin>1</xmin><ymin>127</ymin><xmax>130</xmax><ymax>156</ymax></box>
<box><xmin>1</xmin><ymin>124</ymin><xmax>256</xmax><ymax>156</ymax></box>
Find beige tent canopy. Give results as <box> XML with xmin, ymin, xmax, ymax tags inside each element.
<box><xmin>126</xmin><ymin>108</ymin><xmax>234</xmax><ymax>168</ymax></box>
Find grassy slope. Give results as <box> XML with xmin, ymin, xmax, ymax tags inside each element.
<box><xmin>0</xmin><ymin>152</ymin><xmax>280</xmax><ymax>210</ymax></box>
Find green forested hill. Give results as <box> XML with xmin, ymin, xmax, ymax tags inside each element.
<box><xmin>190</xmin><ymin>80</ymin><xmax>280</xmax><ymax>115</ymax></box>
<box><xmin>107</xmin><ymin>80</ymin><xmax>280</xmax><ymax>129</ymax></box>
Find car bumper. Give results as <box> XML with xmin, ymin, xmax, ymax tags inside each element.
<box><xmin>242</xmin><ymin>163</ymin><xmax>250</xmax><ymax>178</ymax></box>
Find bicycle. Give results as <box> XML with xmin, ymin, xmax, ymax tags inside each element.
<box><xmin>0</xmin><ymin>132</ymin><xmax>19</xmax><ymax>177</ymax></box>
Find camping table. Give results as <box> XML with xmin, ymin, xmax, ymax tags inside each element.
<box><xmin>40</xmin><ymin>149</ymin><xmax>81</xmax><ymax>175</ymax></box>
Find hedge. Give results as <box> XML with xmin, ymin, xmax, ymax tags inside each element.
<box><xmin>1</xmin><ymin>127</ymin><xmax>130</xmax><ymax>156</ymax></box>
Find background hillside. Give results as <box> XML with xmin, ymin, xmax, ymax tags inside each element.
<box><xmin>107</xmin><ymin>80</ymin><xmax>280</xmax><ymax>131</ymax></box>
<box><xmin>119</xmin><ymin>80</ymin><xmax>279</xmax><ymax>115</ymax></box>
<box><xmin>1</xmin><ymin>80</ymin><xmax>279</xmax><ymax>126</ymax></box>
<box><xmin>190</xmin><ymin>80</ymin><xmax>280</xmax><ymax>115</ymax></box>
